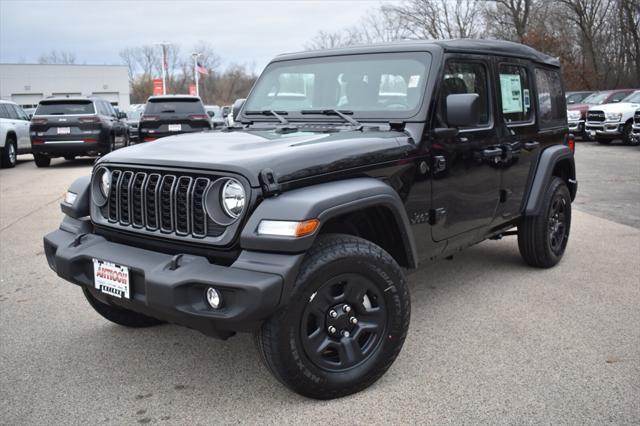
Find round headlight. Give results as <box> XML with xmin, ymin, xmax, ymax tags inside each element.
<box><xmin>221</xmin><ymin>179</ymin><xmax>245</xmax><ymax>218</ymax></box>
<box><xmin>100</xmin><ymin>168</ymin><xmax>112</xmax><ymax>197</ymax></box>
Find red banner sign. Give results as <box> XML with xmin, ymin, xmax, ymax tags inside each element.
<box><xmin>152</xmin><ymin>79</ymin><xmax>163</xmax><ymax>96</ymax></box>
<box><xmin>188</xmin><ymin>84</ymin><xmax>196</xmax><ymax>96</ymax></box>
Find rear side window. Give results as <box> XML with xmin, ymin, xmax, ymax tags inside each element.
<box><xmin>498</xmin><ymin>64</ymin><xmax>533</xmax><ymax>124</ymax></box>
<box><xmin>535</xmin><ymin>68</ymin><xmax>566</xmax><ymax>128</ymax></box>
<box><xmin>439</xmin><ymin>61</ymin><xmax>491</xmax><ymax>127</ymax></box>
<box><xmin>145</xmin><ymin>99</ymin><xmax>205</xmax><ymax>115</ymax></box>
<box><xmin>611</xmin><ymin>91</ymin><xmax>630</xmax><ymax>102</ymax></box>
<box><xmin>0</xmin><ymin>104</ymin><xmax>8</xmax><ymax>119</ymax></box>
<box><xmin>35</xmin><ymin>101</ymin><xmax>95</xmax><ymax>115</ymax></box>
<box><xmin>6</xmin><ymin>104</ymin><xmax>20</xmax><ymax>119</ymax></box>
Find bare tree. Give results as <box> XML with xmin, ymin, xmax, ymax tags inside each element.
<box><xmin>483</xmin><ymin>0</ymin><xmax>536</xmax><ymax>42</ymax></box>
<box><xmin>389</xmin><ymin>0</ymin><xmax>483</xmax><ymax>39</ymax></box>
<box><xmin>38</xmin><ymin>50</ymin><xmax>76</xmax><ymax>64</ymax></box>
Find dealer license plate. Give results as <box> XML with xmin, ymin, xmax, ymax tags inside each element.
<box><xmin>168</xmin><ymin>124</ymin><xmax>181</xmax><ymax>131</ymax></box>
<box><xmin>57</xmin><ymin>127</ymin><xmax>71</xmax><ymax>135</ymax></box>
<box><xmin>93</xmin><ymin>259</ymin><xmax>130</xmax><ymax>299</ymax></box>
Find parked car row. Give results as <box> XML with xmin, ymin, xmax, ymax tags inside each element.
<box><xmin>566</xmin><ymin>89</ymin><xmax>640</xmax><ymax>145</ymax></box>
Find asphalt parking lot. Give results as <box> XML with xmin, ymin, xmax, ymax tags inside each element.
<box><xmin>1</xmin><ymin>141</ymin><xmax>639</xmax><ymax>425</ymax></box>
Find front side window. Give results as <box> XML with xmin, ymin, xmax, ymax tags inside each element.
<box><xmin>244</xmin><ymin>52</ymin><xmax>431</xmax><ymax>119</ymax></box>
<box><xmin>583</xmin><ymin>92</ymin><xmax>608</xmax><ymax>105</ymax></box>
<box><xmin>35</xmin><ymin>101</ymin><xmax>95</xmax><ymax>115</ymax></box>
<box><xmin>438</xmin><ymin>61</ymin><xmax>491</xmax><ymax>127</ymax></box>
<box><xmin>535</xmin><ymin>68</ymin><xmax>566</xmax><ymax>128</ymax></box>
<box><xmin>611</xmin><ymin>91</ymin><xmax>631</xmax><ymax>102</ymax></box>
<box><xmin>499</xmin><ymin>64</ymin><xmax>533</xmax><ymax>124</ymax></box>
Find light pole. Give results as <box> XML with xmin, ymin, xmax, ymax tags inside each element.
<box><xmin>192</xmin><ymin>52</ymin><xmax>202</xmax><ymax>97</ymax></box>
<box><xmin>154</xmin><ymin>41</ymin><xmax>171</xmax><ymax>95</ymax></box>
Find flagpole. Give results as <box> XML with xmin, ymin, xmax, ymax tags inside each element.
<box><xmin>192</xmin><ymin>52</ymin><xmax>200</xmax><ymax>97</ymax></box>
<box><xmin>154</xmin><ymin>41</ymin><xmax>171</xmax><ymax>95</ymax></box>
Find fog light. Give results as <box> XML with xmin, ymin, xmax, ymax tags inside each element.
<box><xmin>205</xmin><ymin>287</ymin><xmax>222</xmax><ymax>309</ymax></box>
<box><xmin>64</xmin><ymin>191</ymin><xmax>77</xmax><ymax>205</ymax></box>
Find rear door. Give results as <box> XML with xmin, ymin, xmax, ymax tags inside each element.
<box><xmin>10</xmin><ymin>104</ymin><xmax>31</xmax><ymax>150</ymax></box>
<box><xmin>430</xmin><ymin>56</ymin><xmax>502</xmax><ymax>242</ymax></box>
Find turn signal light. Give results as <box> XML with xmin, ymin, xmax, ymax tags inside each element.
<box><xmin>257</xmin><ymin>219</ymin><xmax>320</xmax><ymax>237</ymax></box>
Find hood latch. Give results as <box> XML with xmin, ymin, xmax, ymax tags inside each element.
<box><xmin>259</xmin><ymin>168</ymin><xmax>281</xmax><ymax>197</ymax></box>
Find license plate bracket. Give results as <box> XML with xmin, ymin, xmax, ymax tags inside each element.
<box><xmin>168</xmin><ymin>124</ymin><xmax>182</xmax><ymax>132</ymax></box>
<box><xmin>57</xmin><ymin>127</ymin><xmax>71</xmax><ymax>135</ymax></box>
<box><xmin>92</xmin><ymin>259</ymin><xmax>130</xmax><ymax>299</ymax></box>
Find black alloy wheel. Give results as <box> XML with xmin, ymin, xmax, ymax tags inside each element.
<box><xmin>300</xmin><ymin>273</ymin><xmax>386</xmax><ymax>372</ymax></box>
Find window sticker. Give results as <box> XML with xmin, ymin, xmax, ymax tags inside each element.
<box><xmin>500</xmin><ymin>74</ymin><xmax>523</xmax><ymax>113</ymax></box>
<box><xmin>408</xmin><ymin>75</ymin><xmax>420</xmax><ymax>88</ymax></box>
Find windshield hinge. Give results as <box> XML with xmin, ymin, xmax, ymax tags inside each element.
<box><xmin>259</xmin><ymin>168</ymin><xmax>281</xmax><ymax>197</ymax></box>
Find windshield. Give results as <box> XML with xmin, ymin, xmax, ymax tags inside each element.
<box><xmin>126</xmin><ymin>109</ymin><xmax>143</xmax><ymax>120</ymax></box>
<box><xmin>144</xmin><ymin>98</ymin><xmax>205</xmax><ymax>115</ymax></box>
<box><xmin>35</xmin><ymin>100</ymin><xmax>95</xmax><ymax>115</ymax></box>
<box><xmin>621</xmin><ymin>91</ymin><xmax>640</xmax><ymax>103</ymax></box>
<box><xmin>582</xmin><ymin>92</ymin><xmax>609</xmax><ymax>105</ymax></box>
<box><xmin>244</xmin><ymin>52</ymin><xmax>431</xmax><ymax>120</ymax></box>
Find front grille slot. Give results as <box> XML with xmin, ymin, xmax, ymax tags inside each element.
<box><xmin>587</xmin><ymin>111</ymin><xmax>605</xmax><ymax>122</ymax></box>
<box><xmin>101</xmin><ymin>168</ymin><xmax>227</xmax><ymax>240</ymax></box>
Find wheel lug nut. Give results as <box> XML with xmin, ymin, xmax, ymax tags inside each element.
<box><xmin>350</xmin><ymin>317</ymin><xmax>358</xmax><ymax>325</ymax></box>
<box><xmin>343</xmin><ymin>304</ymin><xmax>351</xmax><ymax>313</ymax></box>
<box><xmin>329</xmin><ymin>310</ymin><xmax>338</xmax><ymax>318</ymax></box>
<box><xmin>342</xmin><ymin>330</ymin><xmax>350</xmax><ymax>338</ymax></box>
<box><xmin>328</xmin><ymin>326</ymin><xmax>337</xmax><ymax>334</ymax></box>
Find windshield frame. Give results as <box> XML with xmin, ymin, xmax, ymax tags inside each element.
<box><xmin>242</xmin><ymin>50</ymin><xmax>434</xmax><ymax>123</ymax></box>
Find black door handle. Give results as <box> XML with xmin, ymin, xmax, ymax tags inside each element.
<box><xmin>524</xmin><ymin>141</ymin><xmax>540</xmax><ymax>151</ymax></box>
<box><xmin>482</xmin><ymin>147</ymin><xmax>502</xmax><ymax>159</ymax></box>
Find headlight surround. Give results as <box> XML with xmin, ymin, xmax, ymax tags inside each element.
<box><xmin>91</xmin><ymin>167</ymin><xmax>111</xmax><ymax>206</ymax></box>
<box><xmin>567</xmin><ymin>110</ymin><xmax>582</xmax><ymax>121</ymax></box>
<box><xmin>221</xmin><ymin>179</ymin><xmax>245</xmax><ymax>219</ymax></box>
<box><xmin>204</xmin><ymin>177</ymin><xmax>247</xmax><ymax>226</ymax></box>
<box><xmin>605</xmin><ymin>112</ymin><xmax>623</xmax><ymax>122</ymax></box>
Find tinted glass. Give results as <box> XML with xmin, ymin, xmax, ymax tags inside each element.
<box><xmin>535</xmin><ymin>68</ymin><xmax>566</xmax><ymax>128</ymax></box>
<box><xmin>621</xmin><ymin>91</ymin><xmax>640</xmax><ymax>103</ymax></box>
<box><xmin>611</xmin><ymin>91</ymin><xmax>630</xmax><ymax>102</ymax></box>
<box><xmin>6</xmin><ymin>104</ymin><xmax>20</xmax><ymax>119</ymax></box>
<box><xmin>0</xmin><ymin>104</ymin><xmax>9</xmax><ymax>119</ymax></box>
<box><xmin>145</xmin><ymin>98</ymin><xmax>205</xmax><ymax>115</ymax></box>
<box><xmin>499</xmin><ymin>64</ymin><xmax>533</xmax><ymax>123</ymax></box>
<box><xmin>244</xmin><ymin>52</ymin><xmax>431</xmax><ymax>119</ymax></box>
<box><xmin>582</xmin><ymin>92</ymin><xmax>608</xmax><ymax>105</ymax></box>
<box><xmin>566</xmin><ymin>93</ymin><xmax>589</xmax><ymax>104</ymax></box>
<box><xmin>438</xmin><ymin>61</ymin><xmax>490</xmax><ymax>126</ymax></box>
<box><xmin>35</xmin><ymin>101</ymin><xmax>95</xmax><ymax>115</ymax></box>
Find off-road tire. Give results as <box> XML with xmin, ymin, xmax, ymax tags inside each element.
<box><xmin>1</xmin><ymin>138</ymin><xmax>17</xmax><ymax>168</ymax></box>
<box><xmin>82</xmin><ymin>287</ymin><xmax>164</xmax><ymax>328</ymax></box>
<box><xmin>622</xmin><ymin>122</ymin><xmax>635</xmax><ymax>145</ymax></box>
<box><xmin>518</xmin><ymin>177</ymin><xmax>571</xmax><ymax>268</ymax></box>
<box><xmin>255</xmin><ymin>234</ymin><xmax>411</xmax><ymax>399</ymax></box>
<box><xmin>33</xmin><ymin>154</ymin><xmax>51</xmax><ymax>168</ymax></box>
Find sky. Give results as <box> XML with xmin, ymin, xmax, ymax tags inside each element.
<box><xmin>0</xmin><ymin>0</ymin><xmax>392</xmax><ymax>74</ymax></box>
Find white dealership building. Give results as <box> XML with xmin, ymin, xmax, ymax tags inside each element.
<box><xmin>0</xmin><ymin>63</ymin><xmax>130</xmax><ymax>110</ymax></box>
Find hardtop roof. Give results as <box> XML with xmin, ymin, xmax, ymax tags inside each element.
<box><xmin>275</xmin><ymin>39</ymin><xmax>560</xmax><ymax>67</ymax></box>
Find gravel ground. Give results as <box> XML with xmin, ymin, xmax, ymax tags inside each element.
<box><xmin>0</xmin><ymin>148</ymin><xmax>638</xmax><ymax>425</ymax></box>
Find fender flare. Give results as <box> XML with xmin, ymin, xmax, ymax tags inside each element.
<box><xmin>524</xmin><ymin>145</ymin><xmax>576</xmax><ymax>216</ymax></box>
<box><xmin>240</xmin><ymin>177</ymin><xmax>418</xmax><ymax>268</ymax></box>
<box><xmin>60</xmin><ymin>175</ymin><xmax>91</xmax><ymax>219</ymax></box>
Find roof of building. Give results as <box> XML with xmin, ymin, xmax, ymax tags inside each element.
<box><xmin>276</xmin><ymin>39</ymin><xmax>560</xmax><ymax>67</ymax></box>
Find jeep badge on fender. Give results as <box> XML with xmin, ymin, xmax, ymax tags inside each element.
<box><xmin>44</xmin><ymin>40</ymin><xmax>577</xmax><ymax>399</ymax></box>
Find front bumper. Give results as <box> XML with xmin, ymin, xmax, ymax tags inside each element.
<box><xmin>568</xmin><ymin>120</ymin><xmax>584</xmax><ymax>134</ymax></box>
<box><xmin>44</xmin><ymin>217</ymin><xmax>303</xmax><ymax>338</ymax></box>
<box><xmin>584</xmin><ymin>122</ymin><xmax>624</xmax><ymax>139</ymax></box>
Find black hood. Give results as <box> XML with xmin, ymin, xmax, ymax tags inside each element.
<box><xmin>99</xmin><ymin>129</ymin><xmax>411</xmax><ymax>187</ymax></box>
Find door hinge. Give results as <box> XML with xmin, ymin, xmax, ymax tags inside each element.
<box><xmin>428</xmin><ymin>208</ymin><xmax>447</xmax><ymax>225</ymax></box>
<box><xmin>259</xmin><ymin>168</ymin><xmax>281</xmax><ymax>197</ymax></box>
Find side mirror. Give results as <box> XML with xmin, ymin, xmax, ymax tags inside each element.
<box><xmin>612</xmin><ymin>99</ymin><xmax>621</xmax><ymax>103</ymax></box>
<box><xmin>232</xmin><ymin>98</ymin><xmax>245</xmax><ymax>122</ymax></box>
<box><xmin>117</xmin><ymin>111</ymin><xmax>127</xmax><ymax>119</ymax></box>
<box><xmin>28</xmin><ymin>114</ymin><xmax>33</xmax><ymax>119</ymax></box>
<box><xmin>446</xmin><ymin>93</ymin><xmax>480</xmax><ymax>128</ymax></box>
<box><xmin>207</xmin><ymin>111</ymin><xmax>215</xmax><ymax>117</ymax></box>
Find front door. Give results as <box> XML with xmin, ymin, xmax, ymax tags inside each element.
<box><xmin>430</xmin><ymin>57</ymin><xmax>502</xmax><ymax>242</ymax></box>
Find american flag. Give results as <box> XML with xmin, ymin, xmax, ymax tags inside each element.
<box><xmin>196</xmin><ymin>62</ymin><xmax>208</xmax><ymax>75</ymax></box>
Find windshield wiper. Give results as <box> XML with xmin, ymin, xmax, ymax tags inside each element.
<box><xmin>244</xmin><ymin>110</ymin><xmax>290</xmax><ymax>124</ymax></box>
<box><xmin>301</xmin><ymin>109</ymin><xmax>362</xmax><ymax>130</ymax></box>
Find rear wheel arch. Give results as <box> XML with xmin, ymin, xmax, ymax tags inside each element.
<box><xmin>525</xmin><ymin>145</ymin><xmax>576</xmax><ymax>216</ymax></box>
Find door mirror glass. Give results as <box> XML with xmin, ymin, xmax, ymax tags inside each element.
<box><xmin>446</xmin><ymin>93</ymin><xmax>480</xmax><ymax>128</ymax></box>
<box><xmin>232</xmin><ymin>98</ymin><xmax>245</xmax><ymax>121</ymax></box>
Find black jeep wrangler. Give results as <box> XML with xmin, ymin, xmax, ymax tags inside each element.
<box><xmin>44</xmin><ymin>40</ymin><xmax>576</xmax><ymax>399</ymax></box>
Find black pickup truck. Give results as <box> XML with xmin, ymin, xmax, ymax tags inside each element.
<box><xmin>44</xmin><ymin>40</ymin><xmax>576</xmax><ymax>399</ymax></box>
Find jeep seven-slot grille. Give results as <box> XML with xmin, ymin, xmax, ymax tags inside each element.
<box><xmin>103</xmin><ymin>169</ymin><xmax>224</xmax><ymax>239</ymax></box>
<box><xmin>587</xmin><ymin>110</ymin><xmax>605</xmax><ymax>122</ymax></box>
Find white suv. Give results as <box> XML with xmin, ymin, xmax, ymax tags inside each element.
<box><xmin>632</xmin><ymin>109</ymin><xmax>640</xmax><ymax>144</ymax></box>
<box><xmin>0</xmin><ymin>100</ymin><xmax>31</xmax><ymax>168</ymax></box>
<box><xmin>585</xmin><ymin>90</ymin><xmax>640</xmax><ymax>145</ymax></box>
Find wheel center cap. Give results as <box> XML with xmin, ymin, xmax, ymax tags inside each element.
<box><xmin>326</xmin><ymin>304</ymin><xmax>357</xmax><ymax>335</ymax></box>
